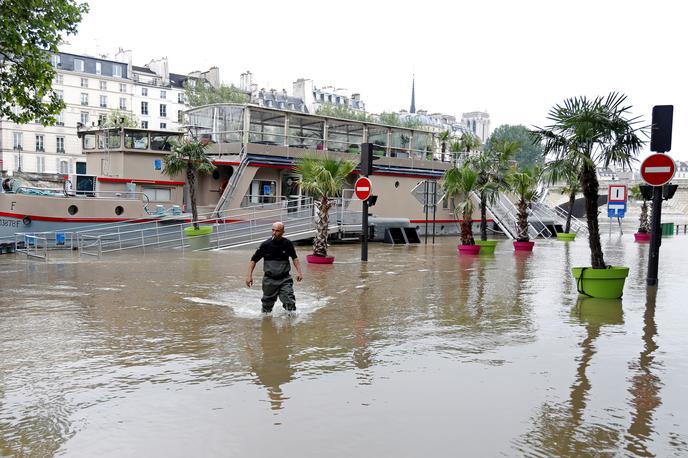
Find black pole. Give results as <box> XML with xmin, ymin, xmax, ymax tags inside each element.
<box><xmin>432</xmin><ymin>180</ymin><xmax>437</xmax><ymax>244</ymax></box>
<box><xmin>647</xmin><ymin>185</ymin><xmax>663</xmax><ymax>286</ymax></box>
<box><xmin>361</xmin><ymin>199</ymin><xmax>369</xmax><ymax>261</ymax></box>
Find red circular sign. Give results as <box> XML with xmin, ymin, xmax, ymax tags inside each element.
<box><xmin>354</xmin><ymin>176</ymin><xmax>372</xmax><ymax>201</ymax></box>
<box><xmin>641</xmin><ymin>153</ymin><xmax>676</xmax><ymax>186</ymax></box>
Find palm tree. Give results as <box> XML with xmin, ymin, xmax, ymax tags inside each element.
<box><xmin>506</xmin><ymin>167</ymin><xmax>540</xmax><ymax>242</ymax></box>
<box><xmin>457</xmin><ymin>132</ymin><xmax>482</xmax><ymax>162</ymax></box>
<box><xmin>531</xmin><ymin>93</ymin><xmax>645</xmax><ymax>268</ymax></box>
<box><xmin>629</xmin><ymin>184</ymin><xmax>651</xmax><ymax>233</ymax></box>
<box><xmin>438</xmin><ymin>130</ymin><xmax>451</xmax><ymax>161</ymax></box>
<box><xmin>295</xmin><ymin>156</ymin><xmax>357</xmax><ymax>258</ymax></box>
<box><xmin>442</xmin><ymin>165</ymin><xmax>479</xmax><ymax>245</ymax></box>
<box><xmin>542</xmin><ymin>157</ymin><xmax>581</xmax><ymax>234</ymax></box>
<box><xmin>470</xmin><ymin>139</ymin><xmax>520</xmax><ymax>240</ymax></box>
<box><xmin>162</xmin><ymin>138</ymin><xmax>215</xmax><ymax>230</ymax></box>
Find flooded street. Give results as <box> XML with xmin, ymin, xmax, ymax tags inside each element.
<box><xmin>1</xmin><ymin>235</ymin><xmax>688</xmax><ymax>457</ymax></box>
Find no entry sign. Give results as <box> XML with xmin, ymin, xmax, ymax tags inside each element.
<box><xmin>641</xmin><ymin>153</ymin><xmax>676</xmax><ymax>186</ymax></box>
<box><xmin>354</xmin><ymin>176</ymin><xmax>372</xmax><ymax>201</ymax></box>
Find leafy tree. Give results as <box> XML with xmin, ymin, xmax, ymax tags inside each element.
<box><xmin>103</xmin><ymin>110</ymin><xmax>139</xmax><ymax>128</ymax></box>
<box><xmin>377</xmin><ymin>112</ymin><xmax>425</xmax><ymax>129</ymax></box>
<box><xmin>162</xmin><ymin>139</ymin><xmax>215</xmax><ymax>230</ymax></box>
<box><xmin>487</xmin><ymin>124</ymin><xmax>544</xmax><ymax>169</ymax></box>
<box><xmin>295</xmin><ymin>156</ymin><xmax>357</xmax><ymax>258</ymax></box>
<box><xmin>0</xmin><ymin>0</ymin><xmax>89</xmax><ymax>124</ymax></box>
<box><xmin>442</xmin><ymin>165</ymin><xmax>479</xmax><ymax>246</ymax></box>
<box><xmin>438</xmin><ymin>130</ymin><xmax>451</xmax><ymax>161</ymax></box>
<box><xmin>629</xmin><ymin>184</ymin><xmax>650</xmax><ymax>233</ymax></box>
<box><xmin>506</xmin><ymin>167</ymin><xmax>541</xmax><ymax>242</ymax></box>
<box><xmin>531</xmin><ymin>93</ymin><xmax>645</xmax><ymax>268</ymax></box>
<box><xmin>184</xmin><ymin>80</ymin><xmax>248</xmax><ymax>107</ymax></box>
<box><xmin>451</xmin><ymin>132</ymin><xmax>481</xmax><ymax>162</ymax></box>
<box><xmin>316</xmin><ymin>104</ymin><xmax>372</xmax><ymax>122</ymax></box>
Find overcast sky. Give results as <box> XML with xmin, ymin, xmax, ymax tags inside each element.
<box><xmin>64</xmin><ymin>0</ymin><xmax>687</xmax><ymax>161</ymax></box>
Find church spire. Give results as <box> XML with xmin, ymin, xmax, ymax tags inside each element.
<box><xmin>410</xmin><ymin>75</ymin><xmax>416</xmax><ymax>114</ymax></box>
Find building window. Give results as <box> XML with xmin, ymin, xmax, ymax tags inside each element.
<box><xmin>59</xmin><ymin>160</ymin><xmax>69</xmax><ymax>174</ymax></box>
<box><xmin>74</xmin><ymin>59</ymin><xmax>84</xmax><ymax>72</ymax></box>
<box><xmin>96</xmin><ymin>62</ymin><xmax>102</xmax><ymax>75</ymax></box>
<box><xmin>80</xmin><ymin>111</ymin><xmax>89</xmax><ymax>125</ymax></box>
<box><xmin>159</xmin><ymin>104</ymin><xmax>167</xmax><ymax>117</ymax></box>
<box><xmin>36</xmin><ymin>135</ymin><xmax>44</xmax><ymax>152</ymax></box>
<box><xmin>141</xmin><ymin>121</ymin><xmax>148</xmax><ymax>129</ymax></box>
<box><xmin>142</xmin><ymin>87</ymin><xmax>148</xmax><ymax>97</ymax></box>
<box><xmin>113</xmin><ymin>64</ymin><xmax>123</xmax><ymax>78</ymax></box>
<box><xmin>160</xmin><ymin>122</ymin><xmax>167</xmax><ymax>129</ymax></box>
<box><xmin>160</xmin><ymin>90</ymin><xmax>166</xmax><ymax>99</ymax></box>
<box><xmin>55</xmin><ymin>74</ymin><xmax>64</xmax><ymax>85</ymax></box>
<box><xmin>51</xmin><ymin>54</ymin><xmax>61</xmax><ymax>68</ymax></box>
<box><xmin>37</xmin><ymin>156</ymin><xmax>46</xmax><ymax>173</ymax></box>
<box><xmin>117</xmin><ymin>98</ymin><xmax>125</xmax><ymax>110</ymax></box>
<box><xmin>57</xmin><ymin>136</ymin><xmax>65</xmax><ymax>153</ymax></box>
<box><xmin>13</xmin><ymin>132</ymin><xmax>23</xmax><ymax>149</ymax></box>
<box><xmin>177</xmin><ymin>93</ymin><xmax>184</xmax><ymax>103</ymax></box>
<box><xmin>98</xmin><ymin>113</ymin><xmax>106</xmax><ymax>126</ymax></box>
<box><xmin>81</xmin><ymin>93</ymin><xmax>88</xmax><ymax>105</ymax></box>
<box><xmin>55</xmin><ymin>90</ymin><xmax>64</xmax><ymax>100</ymax></box>
<box><xmin>56</xmin><ymin>111</ymin><xmax>64</xmax><ymax>126</ymax></box>
<box><xmin>119</xmin><ymin>83</ymin><xmax>126</xmax><ymax>93</ymax></box>
<box><xmin>99</xmin><ymin>95</ymin><xmax>107</xmax><ymax>108</ymax></box>
<box><xmin>100</xmin><ymin>80</ymin><xmax>107</xmax><ymax>91</ymax></box>
<box><xmin>177</xmin><ymin>110</ymin><xmax>183</xmax><ymax>122</ymax></box>
<box><xmin>141</xmin><ymin>101</ymin><xmax>148</xmax><ymax>115</ymax></box>
<box><xmin>81</xmin><ymin>77</ymin><xmax>88</xmax><ymax>88</ymax></box>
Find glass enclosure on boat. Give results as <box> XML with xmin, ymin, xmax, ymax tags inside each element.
<box><xmin>185</xmin><ymin>104</ymin><xmax>458</xmax><ymax>162</ymax></box>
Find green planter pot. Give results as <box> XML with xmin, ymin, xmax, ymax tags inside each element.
<box><xmin>184</xmin><ymin>225</ymin><xmax>213</xmax><ymax>250</ymax></box>
<box><xmin>556</xmin><ymin>232</ymin><xmax>576</xmax><ymax>241</ymax></box>
<box><xmin>571</xmin><ymin>266</ymin><xmax>629</xmax><ymax>299</ymax></box>
<box><xmin>475</xmin><ymin>239</ymin><xmax>498</xmax><ymax>254</ymax></box>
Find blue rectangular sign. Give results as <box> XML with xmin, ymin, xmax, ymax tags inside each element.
<box><xmin>607</xmin><ymin>202</ymin><xmax>626</xmax><ymax>219</ymax></box>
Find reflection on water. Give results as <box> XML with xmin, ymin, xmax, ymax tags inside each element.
<box><xmin>1</xmin><ymin>237</ymin><xmax>688</xmax><ymax>456</ymax></box>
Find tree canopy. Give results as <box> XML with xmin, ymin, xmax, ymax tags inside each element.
<box><xmin>183</xmin><ymin>81</ymin><xmax>248</xmax><ymax>107</ymax></box>
<box><xmin>0</xmin><ymin>0</ymin><xmax>89</xmax><ymax>125</ymax></box>
<box><xmin>315</xmin><ymin>104</ymin><xmax>372</xmax><ymax>122</ymax></box>
<box><xmin>103</xmin><ymin>110</ymin><xmax>139</xmax><ymax>128</ymax></box>
<box><xmin>486</xmin><ymin>124</ymin><xmax>544</xmax><ymax>169</ymax></box>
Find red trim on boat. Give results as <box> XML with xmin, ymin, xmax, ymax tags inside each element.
<box><xmin>410</xmin><ymin>219</ymin><xmax>493</xmax><ymax>223</ymax></box>
<box><xmin>97</xmin><ymin>177</ymin><xmax>185</xmax><ymax>185</ymax></box>
<box><xmin>213</xmin><ymin>160</ymin><xmax>241</xmax><ymax>166</ymax></box>
<box><xmin>0</xmin><ymin>211</ymin><xmax>158</xmax><ymax>223</ymax></box>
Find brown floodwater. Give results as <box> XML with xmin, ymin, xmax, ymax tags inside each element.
<box><xmin>1</xmin><ymin>234</ymin><xmax>687</xmax><ymax>457</ymax></box>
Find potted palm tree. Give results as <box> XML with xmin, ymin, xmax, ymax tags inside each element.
<box><xmin>163</xmin><ymin>138</ymin><xmax>216</xmax><ymax>250</ymax></box>
<box><xmin>543</xmin><ymin>157</ymin><xmax>581</xmax><ymax>241</ymax></box>
<box><xmin>295</xmin><ymin>156</ymin><xmax>357</xmax><ymax>264</ymax></box>
<box><xmin>630</xmin><ymin>184</ymin><xmax>651</xmax><ymax>242</ymax></box>
<box><xmin>532</xmin><ymin>93</ymin><xmax>645</xmax><ymax>298</ymax></box>
<box><xmin>470</xmin><ymin>140</ymin><xmax>520</xmax><ymax>254</ymax></box>
<box><xmin>442</xmin><ymin>165</ymin><xmax>481</xmax><ymax>255</ymax></box>
<box><xmin>507</xmin><ymin>167</ymin><xmax>540</xmax><ymax>251</ymax></box>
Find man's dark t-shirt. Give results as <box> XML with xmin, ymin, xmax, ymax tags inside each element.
<box><xmin>251</xmin><ymin>237</ymin><xmax>297</xmax><ymax>262</ymax></box>
<box><xmin>251</xmin><ymin>237</ymin><xmax>298</xmax><ymax>280</ymax></box>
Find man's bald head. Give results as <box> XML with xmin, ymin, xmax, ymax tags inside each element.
<box><xmin>271</xmin><ymin>222</ymin><xmax>285</xmax><ymax>239</ymax></box>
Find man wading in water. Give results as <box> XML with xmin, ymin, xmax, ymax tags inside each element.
<box><xmin>246</xmin><ymin>222</ymin><xmax>303</xmax><ymax>313</ymax></box>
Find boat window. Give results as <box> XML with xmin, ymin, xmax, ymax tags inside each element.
<box><xmin>125</xmin><ymin>132</ymin><xmax>149</xmax><ymax>150</ymax></box>
<box><xmin>83</xmin><ymin>134</ymin><xmax>96</xmax><ymax>150</ymax></box>
<box><xmin>142</xmin><ymin>187</ymin><xmax>171</xmax><ymax>202</ymax></box>
<box><xmin>107</xmin><ymin>131</ymin><xmax>121</xmax><ymax>149</ymax></box>
<box><xmin>411</xmin><ymin>131</ymin><xmax>432</xmax><ymax>159</ymax></box>
<box><xmin>288</xmin><ymin>115</ymin><xmax>323</xmax><ymax>149</ymax></box>
<box><xmin>367</xmin><ymin>127</ymin><xmax>389</xmax><ymax>156</ymax></box>
<box><xmin>248</xmin><ymin>110</ymin><xmax>285</xmax><ymax>146</ymax></box>
<box><xmin>327</xmin><ymin>121</ymin><xmax>363</xmax><ymax>153</ymax></box>
<box><xmin>217</xmin><ymin>106</ymin><xmax>244</xmax><ymax>143</ymax></box>
<box><xmin>68</xmin><ymin>205</ymin><xmax>78</xmax><ymax>215</ymax></box>
<box><xmin>150</xmin><ymin>134</ymin><xmax>175</xmax><ymax>151</ymax></box>
<box><xmin>115</xmin><ymin>206</ymin><xmax>124</xmax><ymax>215</ymax></box>
<box><xmin>391</xmin><ymin>128</ymin><xmax>412</xmax><ymax>158</ymax></box>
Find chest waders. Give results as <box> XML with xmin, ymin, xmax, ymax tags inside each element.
<box><xmin>261</xmin><ymin>259</ymin><xmax>296</xmax><ymax>312</ymax></box>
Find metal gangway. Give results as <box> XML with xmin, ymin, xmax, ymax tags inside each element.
<box><xmin>12</xmin><ymin>196</ymin><xmax>360</xmax><ymax>260</ymax></box>
<box><xmin>478</xmin><ymin>192</ymin><xmax>553</xmax><ymax>240</ymax></box>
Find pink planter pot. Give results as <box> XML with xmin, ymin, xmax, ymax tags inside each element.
<box><xmin>513</xmin><ymin>241</ymin><xmax>535</xmax><ymax>252</ymax></box>
<box><xmin>457</xmin><ymin>244</ymin><xmax>481</xmax><ymax>255</ymax></box>
<box><xmin>634</xmin><ymin>232</ymin><xmax>651</xmax><ymax>242</ymax></box>
<box><xmin>307</xmin><ymin>254</ymin><xmax>335</xmax><ymax>264</ymax></box>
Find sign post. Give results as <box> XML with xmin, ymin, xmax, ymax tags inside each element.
<box><xmin>607</xmin><ymin>184</ymin><xmax>627</xmax><ymax>235</ymax></box>
<box><xmin>646</xmin><ymin>105</ymin><xmax>674</xmax><ymax>287</ymax></box>
<box><xmin>358</xmin><ymin>143</ymin><xmax>379</xmax><ymax>262</ymax></box>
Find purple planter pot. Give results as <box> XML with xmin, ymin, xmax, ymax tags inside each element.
<box><xmin>634</xmin><ymin>232</ymin><xmax>651</xmax><ymax>242</ymax></box>
<box><xmin>307</xmin><ymin>254</ymin><xmax>335</xmax><ymax>264</ymax></box>
<box><xmin>457</xmin><ymin>244</ymin><xmax>481</xmax><ymax>255</ymax></box>
<box><xmin>513</xmin><ymin>241</ymin><xmax>535</xmax><ymax>252</ymax></box>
